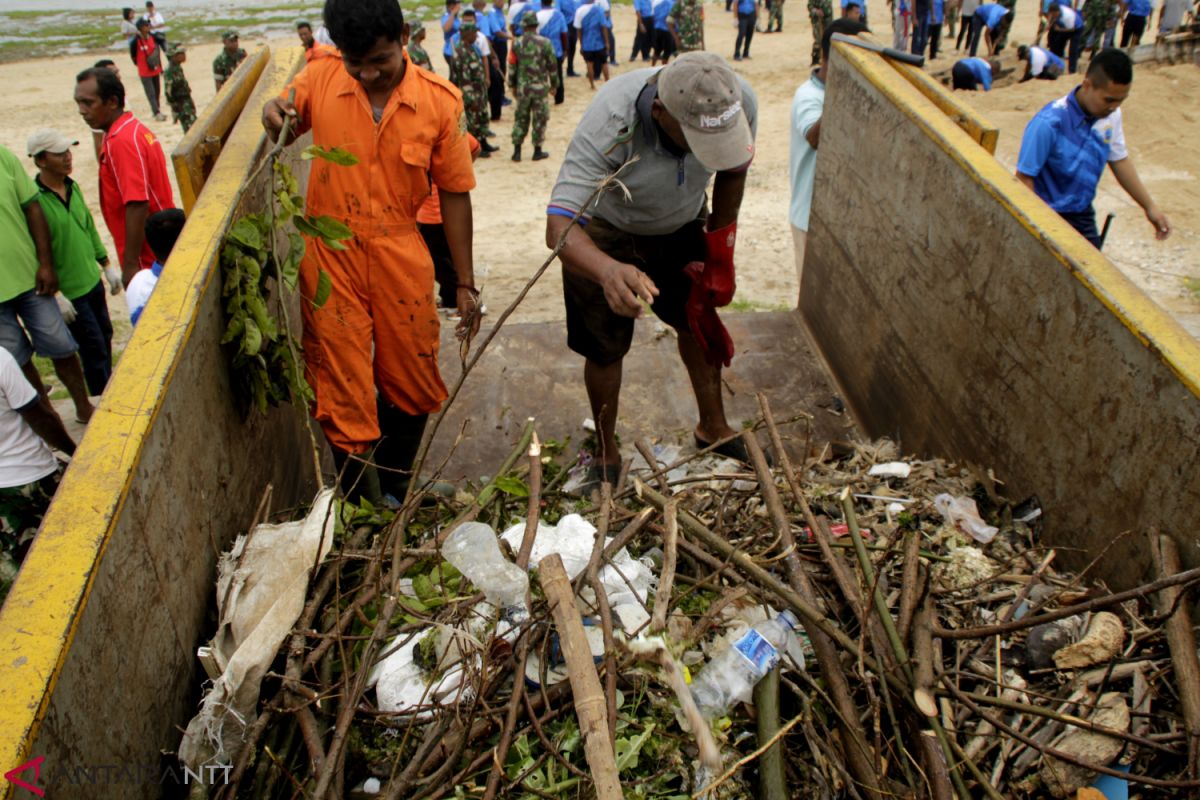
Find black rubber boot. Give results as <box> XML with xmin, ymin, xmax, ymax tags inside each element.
<box><xmin>512</xmin><ymin>144</ymin><xmax>522</xmax><ymax>162</ymax></box>
<box><xmin>532</xmin><ymin>146</ymin><xmax>549</xmax><ymax>161</ymax></box>
<box><xmin>330</xmin><ymin>444</ymin><xmax>383</xmax><ymax>507</ymax></box>
<box><xmin>375</xmin><ymin>398</ymin><xmax>429</xmax><ymax>501</ymax></box>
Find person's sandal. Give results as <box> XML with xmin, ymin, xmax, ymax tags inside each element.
<box><xmin>694</xmin><ymin>434</ymin><xmax>775</xmax><ymax>467</ymax></box>
<box><xmin>576</xmin><ymin>462</ymin><xmax>621</xmax><ymax>496</ymax></box>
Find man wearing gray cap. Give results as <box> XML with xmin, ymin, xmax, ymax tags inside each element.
<box><xmin>545</xmin><ymin>51</ymin><xmax>758</xmax><ymax>491</ymax></box>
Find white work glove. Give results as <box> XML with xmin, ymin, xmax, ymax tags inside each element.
<box><xmin>55</xmin><ymin>293</ymin><xmax>77</xmax><ymax>324</ymax></box>
<box><xmin>104</xmin><ymin>265</ymin><xmax>123</xmax><ymax>295</ymax></box>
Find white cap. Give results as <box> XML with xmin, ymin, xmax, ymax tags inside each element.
<box><xmin>27</xmin><ymin>129</ymin><xmax>78</xmax><ymax>157</ymax></box>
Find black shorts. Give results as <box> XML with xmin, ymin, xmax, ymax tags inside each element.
<box><xmin>563</xmin><ymin>216</ymin><xmax>706</xmax><ymax>365</ymax></box>
<box><xmin>652</xmin><ymin>28</ymin><xmax>675</xmax><ymax>57</ymax></box>
<box><xmin>951</xmin><ymin>61</ymin><xmax>979</xmax><ymax>90</ymax></box>
<box><xmin>582</xmin><ymin>48</ymin><xmax>608</xmax><ymax>67</ymax></box>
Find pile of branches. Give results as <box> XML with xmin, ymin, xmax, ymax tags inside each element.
<box><xmin>203</xmin><ymin>393</ymin><xmax>1200</xmax><ymax>800</ymax></box>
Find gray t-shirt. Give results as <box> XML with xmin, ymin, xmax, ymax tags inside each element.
<box><xmin>547</xmin><ymin>67</ymin><xmax>758</xmax><ymax>236</ymax></box>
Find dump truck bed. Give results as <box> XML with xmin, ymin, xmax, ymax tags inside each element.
<box><xmin>2</xmin><ymin>42</ymin><xmax>1199</xmax><ymax>799</ymax></box>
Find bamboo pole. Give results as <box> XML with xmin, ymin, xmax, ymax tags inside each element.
<box><xmin>1150</xmin><ymin>531</ymin><xmax>1200</xmax><ymax>779</ymax></box>
<box><xmin>538</xmin><ymin>553</ymin><xmax>624</xmax><ymax>800</ymax></box>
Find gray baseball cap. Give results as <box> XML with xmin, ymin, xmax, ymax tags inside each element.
<box><xmin>657</xmin><ymin>52</ymin><xmax>754</xmax><ymax>172</ymax></box>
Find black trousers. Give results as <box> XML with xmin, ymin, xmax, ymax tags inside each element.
<box><xmin>66</xmin><ymin>281</ymin><xmax>113</xmax><ymax>396</ymax></box>
<box><xmin>957</xmin><ymin>12</ymin><xmax>973</xmax><ymax>48</ymax></box>
<box><xmin>631</xmin><ymin>15</ymin><xmax>653</xmax><ymax>59</ymax></box>
<box><xmin>566</xmin><ymin>26</ymin><xmax>578</xmax><ymax>74</ymax></box>
<box><xmin>488</xmin><ymin>58</ymin><xmax>505</xmax><ymax>120</ymax></box>
<box><xmin>1059</xmin><ymin>206</ymin><xmax>1102</xmax><ymax>249</ymax></box>
<box><xmin>555</xmin><ymin>56</ymin><xmax>565</xmax><ymax>104</ymax></box>
<box><xmin>928</xmin><ymin>22</ymin><xmax>942</xmax><ymax>58</ymax></box>
<box><xmin>418</xmin><ymin>222</ymin><xmax>457</xmax><ymax>308</ymax></box>
<box><xmin>735</xmin><ymin>12</ymin><xmax>756</xmax><ymax>56</ymax></box>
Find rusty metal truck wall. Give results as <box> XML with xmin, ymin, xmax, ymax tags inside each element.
<box><xmin>0</xmin><ymin>49</ymin><xmax>313</xmax><ymax>799</ymax></box>
<box><xmin>803</xmin><ymin>42</ymin><xmax>1200</xmax><ymax>588</ymax></box>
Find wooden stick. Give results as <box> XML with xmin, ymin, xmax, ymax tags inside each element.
<box><xmin>896</xmin><ymin>530</ymin><xmax>922</xmax><ymax>645</ymax></box>
<box><xmin>934</xmin><ymin>565</ymin><xmax>1200</xmax><ymax>639</ymax></box>
<box><xmin>635</xmin><ymin>438</ymin><xmax>670</xmax><ymax>493</ymax></box>
<box><xmin>739</xmin><ymin>431</ymin><xmax>884</xmax><ymax>800</ymax></box>
<box><xmin>650</xmin><ymin>498</ymin><xmax>679</xmax><ymax>634</ymax></box>
<box><xmin>1150</xmin><ymin>531</ymin><xmax>1200</xmax><ymax>779</ymax></box>
<box><xmin>482</xmin><ymin>434</ymin><xmax>544</xmax><ymax>800</ymax></box>
<box><xmin>754</xmin><ymin>667</ymin><xmax>788</xmax><ymax>800</ymax></box>
<box><xmin>538</xmin><ymin>553</ymin><xmax>623</xmax><ymax>800</ymax></box>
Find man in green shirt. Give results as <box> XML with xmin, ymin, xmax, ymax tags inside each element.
<box><xmin>213</xmin><ymin>30</ymin><xmax>247</xmax><ymax>91</ymax></box>
<box><xmin>0</xmin><ymin>143</ymin><xmax>93</xmax><ymax>424</ymax></box>
<box><xmin>30</xmin><ymin>129</ymin><xmax>120</xmax><ymax>398</ymax></box>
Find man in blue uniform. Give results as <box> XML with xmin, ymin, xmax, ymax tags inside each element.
<box><xmin>1016</xmin><ymin>48</ymin><xmax>1170</xmax><ymax>249</ymax></box>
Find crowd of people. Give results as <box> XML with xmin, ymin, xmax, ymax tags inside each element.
<box><xmin>0</xmin><ymin>0</ymin><xmax>1189</xmax><ymax>591</ymax></box>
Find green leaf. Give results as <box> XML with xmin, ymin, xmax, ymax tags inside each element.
<box><xmin>412</xmin><ymin>573</ymin><xmax>437</xmax><ymax>603</ymax></box>
<box><xmin>280</xmin><ymin>233</ymin><xmax>305</xmax><ymax>290</ymax></box>
<box><xmin>302</xmin><ymin>145</ymin><xmax>360</xmax><ymax>166</ymax></box>
<box><xmin>227</xmin><ymin>217</ymin><xmax>263</xmax><ymax>250</ymax></box>
<box><xmin>320</xmin><ymin>236</ymin><xmax>348</xmax><ymax>251</ymax></box>
<box><xmin>292</xmin><ymin>214</ymin><xmax>323</xmax><ymax>238</ymax></box>
<box><xmin>615</xmin><ymin>723</ymin><xmax>655</xmax><ymax>773</ymax></box>
<box><xmin>220</xmin><ymin>313</ymin><xmax>245</xmax><ymax>345</ymax></box>
<box><xmin>309</xmin><ymin>215</ymin><xmax>354</xmax><ymax>241</ymax></box>
<box><xmin>494</xmin><ymin>475</ymin><xmax>529</xmax><ymax>498</ymax></box>
<box><xmin>241</xmin><ymin>318</ymin><xmax>263</xmax><ymax>357</ymax></box>
<box><xmin>312</xmin><ymin>270</ymin><xmax>332</xmax><ymax>309</ymax></box>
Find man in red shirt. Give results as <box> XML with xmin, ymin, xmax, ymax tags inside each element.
<box><xmin>130</xmin><ymin>18</ymin><xmax>167</xmax><ymax>121</ymax></box>
<box><xmin>74</xmin><ymin>67</ymin><xmax>176</xmax><ymax>286</ymax></box>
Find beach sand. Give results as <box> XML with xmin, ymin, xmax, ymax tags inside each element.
<box><xmin>0</xmin><ymin>3</ymin><xmax>1195</xmax><ymax>435</ymax></box>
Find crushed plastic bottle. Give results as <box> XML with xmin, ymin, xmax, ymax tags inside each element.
<box><xmin>691</xmin><ymin>610</ymin><xmax>800</xmax><ymax>719</ymax></box>
<box><xmin>441</xmin><ymin>522</ymin><xmax>529</xmax><ymax>622</ymax></box>
<box><xmin>933</xmin><ymin>493</ymin><xmax>999</xmax><ymax>543</ymax></box>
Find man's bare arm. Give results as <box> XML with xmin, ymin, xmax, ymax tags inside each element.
<box><xmin>18</xmin><ymin>399</ymin><xmax>75</xmax><ymax>455</ymax></box>
<box><xmin>441</xmin><ymin>190</ymin><xmax>482</xmax><ymax>339</ymax></box>
<box><xmin>805</xmin><ymin>118</ymin><xmax>822</xmax><ymax>150</ymax></box>
<box><xmin>1108</xmin><ymin>158</ymin><xmax>1171</xmax><ymax>239</ymax></box>
<box><xmin>24</xmin><ymin>201</ymin><xmax>58</xmax><ymax>296</ymax></box>
<box><xmin>710</xmin><ymin>170</ymin><xmax>748</xmax><ymax>231</ymax></box>
<box><xmin>121</xmin><ymin>201</ymin><xmax>151</xmax><ymax>286</ymax></box>
<box><xmin>546</xmin><ymin>214</ymin><xmax>657</xmax><ymax>318</ymax></box>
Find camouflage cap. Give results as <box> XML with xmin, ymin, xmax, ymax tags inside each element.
<box><xmin>521</xmin><ymin>10</ymin><xmax>539</xmax><ymax>29</ymax></box>
<box><xmin>460</xmin><ymin>20</ymin><xmax>478</xmax><ymax>31</ymax></box>
<box><xmin>409</xmin><ymin>18</ymin><xmax>425</xmax><ymax>34</ymax></box>
<box><xmin>221</xmin><ymin>30</ymin><xmax>239</xmax><ymax>42</ymax></box>
<box><xmin>165</xmin><ymin>42</ymin><xmax>186</xmax><ymax>57</ymax></box>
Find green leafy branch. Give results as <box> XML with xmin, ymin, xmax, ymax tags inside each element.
<box><xmin>219</xmin><ymin>143</ymin><xmax>359</xmax><ymax>417</ymax></box>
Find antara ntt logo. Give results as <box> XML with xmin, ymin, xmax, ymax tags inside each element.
<box><xmin>4</xmin><ymin>755</ymin><xmax>230</xmax><ymax>794</ymax></box>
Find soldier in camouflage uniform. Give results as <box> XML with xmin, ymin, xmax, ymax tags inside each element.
<box><xmin>808</xmin><ymin>0</ymin><xmax>832</xmax><ymax>64</ymax></box>
<box><xmin>766</xmin><ymin>0</ymin><xmax>785</xmax><ymax>31</ymax></box>
<box><xmin>163</xmin><ymin>44</ymin><xmax>196</xmax><ymax>133</ymax></box>
<box><xmin>1081</xmin><ymin>0</ymin><xmax>1114</xmax><ymax>53</ymax></box>
<box><xmin>450</xmin><ymin>21</ymin><xmax>493</xmax><ymax>155</ymax></box>
<box><xmin>408</xmin><ymin>19</ymin><xmax>435</xmax><ymax>71</ymax></box>
<box><xmin>509</xmin><ymin>11</ymin><xmax>559</xmax><ymax>161</ymax></box>
<box><xmin>669</xmin><ymin>0</ymin><xmax>705</xmax><ymax>52</ymax></box>
<box><xmin>212</xmin><ymin>30</ymin><xmax>247</xmax><ymax>91</ymax></box>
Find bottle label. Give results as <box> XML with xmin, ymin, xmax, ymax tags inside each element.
<box><xmin>733</xmin><ymin>629</ymin><xmax>779</xmax><ymax>674</ymax></box>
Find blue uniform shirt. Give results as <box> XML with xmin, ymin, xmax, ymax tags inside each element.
<box><xmin>539</xmin><ymin>8</ymin><xmax>569</xmax><ymax>57</ymax></box>
<box><xmin>1017</xmin><ymin>89</ymin><xmax>1128</xmax><ymax>213</ymax></box>
<box><xmin>634</xmin><ymin>0</ymin><xmax>654</xmax><ymax>15</ymax></box>
<box><xmin>962</xmin><ymin>57</ymin><xmax>993</xmax><ymax>89</ymax></box>
<box><xmin>578</xmin><ymin>3</ymin><xmax>612</xmax><ymax>51</ymax></box>
<box><xmin>737</xmin><ymin>0</ymin><xmax>756</xmax><ymax>13</ymax></box>
<box><xmin>558</xmin><ymin>0</ymin><xmax>579</xmax><ymax>23</ymax></box>
<box><xmin>442</xmin><ymin>11</ymin><xmax>461</xmax><ymax>56</ymax></box>
<box><xmin>510</xmin><ymin>0</ymin><xmax>535</xmax><ymax>34</ymax></box>
<box><xmin>976</xmin><ymin>3</ymin><xmax>1008</xmax><ymax>28</ymax></box>
<box><xmin>488</xmin><ymin>4</ymin><xmax>510</xmax><ymax>38</ymax></box>
<box><xmin>652</xmin><ymin>0</ymin><xmax>673</xmax><ymax>30</ymax></box>
<box><xmin>1126</xmin><ymin>0</ymin><xmax>1152</xmax><ymax>15</ymax></box>
<box><xmin>929</xmin><ymin>0</ymin><xmax>945</xmax><ymax>22</ymax></box>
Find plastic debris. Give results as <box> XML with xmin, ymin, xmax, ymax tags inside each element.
<box><xmin>934</xmin><ymin>493</ymin><xmax>1000</xmax><ymax>543</ymax></box>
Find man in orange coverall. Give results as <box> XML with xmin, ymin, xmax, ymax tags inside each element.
<box><xmin>262</xmin><ymin>0</ymin><xmax>480</xmax><ymax>504</ymax></box>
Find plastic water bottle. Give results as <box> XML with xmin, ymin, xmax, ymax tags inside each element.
<box><xmin>441</xmin><ymin>522</ymin><xmax>529</xmax><ymax>621</ymax></box>
<box><xmin>690</xmin><ymin>610</ymin><xmax>800</xmax><ymax>719</ymax></box>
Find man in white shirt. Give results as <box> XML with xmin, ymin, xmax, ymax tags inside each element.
<box><xmin>142</xmin><ymin>1</ymin><xmax>168</xmax><ymax>47</ymax></box>
<box><xmin>789</xmin><ymin>19</ymin><xmax>868</xmax><ymax>304</ymax></box>
<box><xmin>0</xmin><ymin>346</ymin><xmax>75</xmax><ymax>592</ymax></box>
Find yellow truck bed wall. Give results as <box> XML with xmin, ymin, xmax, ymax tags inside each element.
<box><xmin>0</xmin><ymin>49</ymin><xmax>313</xmax><ymax>799</ymax></box>
<box><xmin>803</xmin><ymin>42</ymin><xmax>1200</xmax><ymax>586</ymax></box>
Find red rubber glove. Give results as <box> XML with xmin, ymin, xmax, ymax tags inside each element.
<box><xmin>702</xmin><ymin>221</ymin><xmax>737</xmax><ymax>308</ymax></box>
<box><xmin>683</xmin><ymin>261</ymin><xmax>735</xmax><ymax>368</ymax></box>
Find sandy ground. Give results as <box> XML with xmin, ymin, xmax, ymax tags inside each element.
<box><xmin>0</xmin><ymin>4</ymin><xmax>1195</xmax><ymax>438</ymax></box>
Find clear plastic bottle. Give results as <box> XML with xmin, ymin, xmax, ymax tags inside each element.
<box><xmin>690</xmin><ymin>610</ymin><xmax>800</xmax><ymax>719</ymax></box>
<box><xmin>441</xmin><ymin>522</ymin><xmax>529</xmax><ymax>619</ymax></box>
